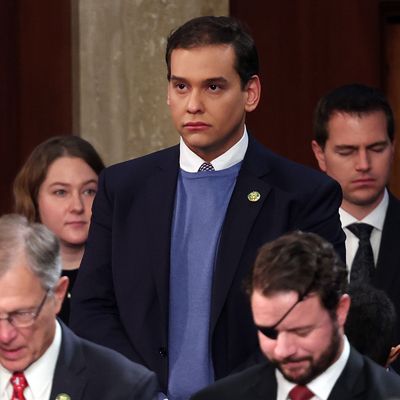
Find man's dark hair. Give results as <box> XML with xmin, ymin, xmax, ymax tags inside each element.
<box><xmin>345</xmin><ymin>283</ymin><xmax>397</xmax><ymax>366</ymax></box>
<box><xmin>313</xmin><ymin>83</ymin><xmax>395</xmax><ymax>148</ymax></box>
<box><xmin>248</xmin><ymin>231</ymin><xmax>348</xmax><ymax>315</ymax></box>
<box><xmin>165</xmin><ymin>16</ymin><xmax>259</xmax><ymax>88</ymax></box>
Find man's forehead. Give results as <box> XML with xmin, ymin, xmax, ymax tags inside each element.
<box><xmin>0</xmin><ymin>258</ymin><xmax>41</xmax><ymax>294</ymax></box>
<box><xmin>171</xmin><ymin>43</ymin><xmax>234</xmax><ymax>55</ymax></box>
<box><xmin>170</xmin><ymin>44</ymin><xmax>237</xmax><ymax>72</ymax></box>
<box><xmin>252</xmin><ymin>290</ymin><xmax>322</xmax><ymax>321</ymax></box>
<box><xmin>328</xmin><ymin>109</ymin><xmax>388</xmax><ymax>128</ymax></box>
<box><xmin>326</xmin><ymin>110</ymin><xmax>390</xmax><ymax>142</ymax></box>
<box><xmin>251</xmin><ymin>290</ymin><xmax>298</xmax><ymax>313</ymax></box>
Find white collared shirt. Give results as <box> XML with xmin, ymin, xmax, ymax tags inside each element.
<box><xmin>0</xmin><ymin>321</ymin><xmax>62</xmax><ymax>400</ymax></box>
<box><xmin>179</xmin><ymin>126</ymin><xmax>249</xmax><ymax>172</ymax></box>
<box><xmin>276</xmin><ymin>336</ymin><xmax>350</xmax><ymax>400</ymax></box>
<box><xmin>339</xmin><ymin>189</ymin><xmax>388</xmax><ymax>270</ymax></box>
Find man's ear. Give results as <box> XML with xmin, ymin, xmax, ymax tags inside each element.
<box><xmin>390</xmin><ymin>138</ymin><xmax>396</xmax><ymax>164</ymax></box>
<box><xmin>244</xmin><ymin>75</ymin><xmax>261</xmax><ymax>112</ymax></box>
<box><xmin>311</xmin><ymin>140</ymin><xmax>327</xmax><ymax>172</ymax></box>
<box><xmin>53</xmin><ymin>276</ymin><xmax>69</xmax><ymax>315</ymax></box>
<box><xmin>336</xmin><ymin>293</ymin><xmax>351</xmax><ymax>328</ymax></box>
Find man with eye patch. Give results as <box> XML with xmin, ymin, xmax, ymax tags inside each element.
<box><xmin>311</xmin><ymin>84</ymin><xmax>400</xmax><ymax>371</ymax></box>
<box><xmin>191</xmin><ymin>231</ymin><xmax>400</xmax><ymax>400</ymax></box>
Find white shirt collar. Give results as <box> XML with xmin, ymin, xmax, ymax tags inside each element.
<box><xmin>276</xmin><ymin>336</ymin><xmax>350</xmax><ymax>400</ymax></box>
<box><xmin>0</xmin><ymin>320</ymin><xmax>62</xmax><ymax>400</ymax></box>
<box><xmin>339</xmin><ymin>188</ymin><xmax>389</xmax><ymax>231</ymax></box>
<box><xmin>179</xmin><ymin>126</ymin><xmax>248</xmax><ymax>172</ymax></box>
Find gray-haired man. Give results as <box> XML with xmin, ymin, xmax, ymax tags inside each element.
<box><xmin>0</xmin><ymin>214</ymin><xmax>156</xmax><ymax>400</ymax></box>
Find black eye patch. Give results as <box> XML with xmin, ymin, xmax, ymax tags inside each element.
<box><xmin>257</xmin><ymin>325</ymin><xmax>279</xmax><ymax>340</ymax></box>
<box><xmin>254</xmin><ymin>274</ymin><xmax>317</xmax><ymax>341</ymax></box>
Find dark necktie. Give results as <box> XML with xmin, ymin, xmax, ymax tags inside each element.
<box><xmin>347</xmin><ymin>222</ymin><xmax>375</xmax><ymax>283</ymax></box>
<box><xmin>10</xmin><ymin>372</ymin><xmax>28</xmax><ymax>400</ymax></box>
<box><xmin>289</xmin><ymin>385</ymin><xmax>314</xmax><ymax>400</ymax></box>
<box><xmin>198</xmin><ymin>162</ymin><xmax>214</xmax><ymax>172</ymax></box>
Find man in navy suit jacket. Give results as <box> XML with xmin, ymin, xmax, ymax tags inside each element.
<box><xmin>70</xmin><ymin>16</ymin><xmax>345</xmax><ymax>399</ymax></box>
<box><xmin>191</xmin><ymin>232</ymin><xmax>400</xmax><ymax>400</ymax></box>
<box><xmin>0</xmin><ymin>214</ymin><xmax>156</xmax><ymax>400</ymax></box>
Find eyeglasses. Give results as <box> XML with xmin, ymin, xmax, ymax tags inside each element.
<box><xmin>0</xmin><ymin>290</ymin><xmax>49</xmax><ymax>328</ymax></box>
<box><xmin>256</xmin><ymin>275</ymin><xmax>316</xmax><ymax>340</ymax></box>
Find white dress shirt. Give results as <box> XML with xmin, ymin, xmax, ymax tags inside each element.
<box><xmin>0</xmin><ymin>321</ymin><xmax>62</xmax><ymax>400</ymax></box>
<box><xmin>179</xmin><ymin>126</ymin><xmax>248</xmax><ymax>172</ymax></box>
<box><xmin>276</xmin><ymin>337</ymin><xmax>350</xmax><ymax>400</ymax></box>
<box><xmin>339</xmin><ymin>189</ymin><xmax>388</xmax><ymax>272</ymax></box>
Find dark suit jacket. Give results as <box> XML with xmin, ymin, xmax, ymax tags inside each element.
<box><xmin>191</xmin><ymin>347</ymin><xmax>400</xmax><ymax>400</ymax></box>
<box><xmin>50</xmin><ymin>322</ymin><xmax>157</xmax><ymax>399</ymax></box>
<box><xmin>373</xmin><ymin>192</ymin><xmax>400</xmax><ymax>368</ymax></box>
<box><xmin>70</xmin><ymin>136</ymin><xmax>345</xmax><ymax>392</ymax></box>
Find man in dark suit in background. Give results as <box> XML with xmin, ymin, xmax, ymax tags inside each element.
<box><xmin>311</xmin><ymin>84</ymin><xmax>400</xmax><ymax>369</ymax></box>
<box><xmin>0</xmin><ymin>214</ymin><xmax>156</xmax><ymax>400</ymax></box>
<box><xmin>345</xmin><ymin>282</ymin><xmax>400</xmax><ymax>368</ymax></box>
<box><xmin>192</xmin><ymin>232</ymin><xmax>400</xmax><ymax>400</ymax></box>
<box><xmin>70</xmin><ymin>16</ymin><xmax>344</xmax><ymax>400</ymax></box>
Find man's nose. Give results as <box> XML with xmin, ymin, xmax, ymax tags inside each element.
<box><xmin>0</xmin><ymin>319</ymin><xmax>18</xmax><ymax>344</ymax></box>
<box><xmin>187</xmin><ymin>89</ymin><xmax>204</xmax><ymax>114</ymax></box>
<box><xmin>355</xmin><ymin>149</ymin><xmax>370</xmax><ymax>171</ymax></box>
<box><xmin>273</xmin><ymin>331</ymin><xmax>297</xmax><ymax>360</ymax></box>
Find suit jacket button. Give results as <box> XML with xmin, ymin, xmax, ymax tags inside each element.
<box><xmin>159</xmin><ymin>347</ymin><xmax>168</xmax><ymax>358</ymax></box>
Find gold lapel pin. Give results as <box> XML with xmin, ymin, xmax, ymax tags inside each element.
<box><xmin>55</xmin><ymin>394</ymin><xmax>71</xmax><ymax>400</ymax></box>
<box><xmin>247</xmin><ymin>191</ymin><xmax>261</xmax><ymax>202</ymax></box>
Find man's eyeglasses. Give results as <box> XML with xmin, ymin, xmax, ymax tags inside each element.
<box><xmin>256</xmin><ymin>276</ymin><xmax>316</xmax><ymax>340</ymax></box>
<box><xmin>0</xmin><ymin>290</ymin><xmax>49</xmax><ymax>328</ymax></box>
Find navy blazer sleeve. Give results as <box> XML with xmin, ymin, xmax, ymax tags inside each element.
<box><xmin>70</xmin><ymin>162</ymin><xmax>154</xmax><ymax>361</ymax></box>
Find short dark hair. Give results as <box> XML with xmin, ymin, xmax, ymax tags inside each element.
<box><xmin>248</xmin><ymin>231</ymin><xmax>348</xmax><ymax>314</ymax></box>
<box><xmin>345</xmin><ymin>283</ymin><xmax>397</xmax><ymax>366</ymax></box>
<box><xmin>313</xmin><ymin>83</ymin><xmax>395</xmax><ymax>148</ymax></box>
<box><xmin>165</xmin><ymin>16</ymin><xmax>259</xmax><ymax>88</ymax></box>
<box><xmin>13</xmin><ymin>135</ymin><xmax>105</xmax><ymax>222</ymax></box>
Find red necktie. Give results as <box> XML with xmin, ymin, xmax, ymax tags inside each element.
<box><xmin>10</xmin><ymin>372</ymin><xmax>28</xmax><ymax>400</ymax></box>
<box><xmin>289</xmin><ymin>385</ymin><xmax>314</xmax><ymax>400</ymax></box>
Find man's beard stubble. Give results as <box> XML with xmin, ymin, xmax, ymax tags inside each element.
<box><xmin>273</xmin><ymin>320</ymin><xmax>342</xmax><ymax>385</ymax></box>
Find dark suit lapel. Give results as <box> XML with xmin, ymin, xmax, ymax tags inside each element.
<box><xmin>251</xmin><ymin>364</ymin><xmax>277</xmax><ymax>399</ymax></box>
<box><xmin>328</xmin><ymin>348</ymin><xmax>365</xmax><ymax>400</ymax></box>
<box><xmin>143</xmin><ymin>148</ymin><xmax>180</xmax><ymax>326</ymax></box>
<box><xmin>210</xmin><ymin>138</ymin><xmax>272</xmax><ymax>331</ymax></box>
<box><xmin>113</xmin><ymin>146</ymin><xmax>179</xmax><ymax>370</ymax></box>
<box><xmin>374</xmin><ymin>193</ymin><xmax>400</xmax><ymax>291</ymax></box>
<box><xmin>50</xmin><ymin>323</ymin><xmax>86</xmax><ymax>400</ymax></box>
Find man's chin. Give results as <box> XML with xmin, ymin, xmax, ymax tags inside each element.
<box><xmin>274</xmin><ymin>358</ymin><xmax>312</xmax><ymax>384</ymax></box>
<box><xmin>344</xmin><ymin>189</ymin><xmax>383</xmax><ymax>208</ymax></box>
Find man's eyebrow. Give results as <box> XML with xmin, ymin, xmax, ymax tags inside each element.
<box><xmin>170</xmin><ymin>75</ymin><xmax>228</xmax><ymax>84</ymax></box>
<box><xmin>334</xmin><ymin>144</ymin><xmax>357</xmax><ymax>150</ymax></box>
<box><xmin>205</xmin><ymin>77</ymin><xmax>228</xmax><ymax>84</ymax></box>
<box><xmin>366</xmin><ymin>140</ymin><xmax>389</xmax><ymax>148</ymax></box>
<box><xmin>334</xmin><ymin>140</ymin><xmax>389</xmax><ymax>150</ymax></box>
<box><xmin>170</xmin><ymin>75</ymin><xmax>187</xmax><ymax>82</ymax></box>
<box><xmin>286</xmin><ymin>324</ymin><xmax>313</xmax><ymax>333</ymax></box>
<box><xmin>2</xmin><ymin>306</ymin><xmax>35</xmax><ymax>314</ymax></box>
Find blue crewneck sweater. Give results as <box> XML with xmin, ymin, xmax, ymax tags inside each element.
<box><xmin>168</xmin><ymin>163</ymin><xmax>241</xmax><ymax>400</ymax></box>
